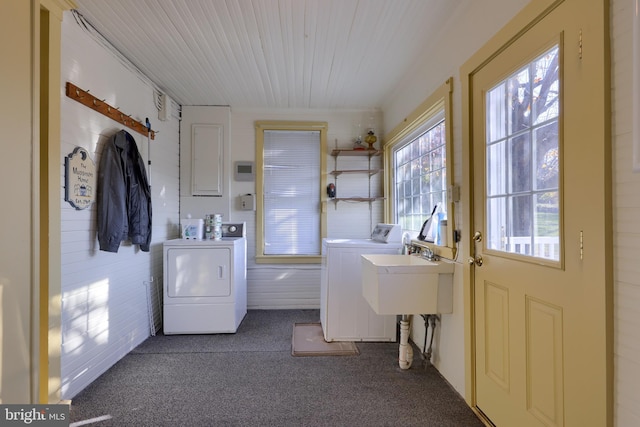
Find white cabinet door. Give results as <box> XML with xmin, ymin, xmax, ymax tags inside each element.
<box><xmin>191</xmin><ymin>124</ymin><xmax>223</xmax><ymax>196</ymax></box>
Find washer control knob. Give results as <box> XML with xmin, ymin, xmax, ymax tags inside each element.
<box><xmin>229</xmin><ymin>225</ymin><xmax>237</xmax><ymax>233</ymax></box>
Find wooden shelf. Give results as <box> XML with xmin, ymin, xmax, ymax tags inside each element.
<box><xmin>329</xmin><ymin>145</ymin><xmax>383</xmax><ymax>210</ymax></box>
<box><xmin>330</xmin><ymin>197</ymin><xmax>385</xmax><ymax>203</ymax></box>
<box><xmin>331</xmin><ymin>148</ymin><xmax>381</xmax><ymax>157</ymax></box>
<box><xmin>330</xmin><ymin>169</ymin><xmax>382</xmax><ymax>177</ymax></box>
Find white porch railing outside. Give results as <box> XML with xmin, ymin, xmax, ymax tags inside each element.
<box><xmin>504</xmin><ymin>236</ymin><xmax>560</xmax><ymax>260</ymax></box>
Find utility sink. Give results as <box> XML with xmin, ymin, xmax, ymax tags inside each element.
<box><xmin>361</xmin><ymin>254</ymin><xmax>454</xmax><ymax>315</ymax></box>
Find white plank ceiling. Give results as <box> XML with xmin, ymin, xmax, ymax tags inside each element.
<box><xmin>72</xmin><ymin>0</ymin><xmax>462</xmax><ymax>109</ymax></box>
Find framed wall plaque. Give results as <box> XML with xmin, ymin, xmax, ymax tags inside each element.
<box><xmin>64</xmin><ymin>147</ymin><xmax>96</xmax><ymax>210</ymax></box>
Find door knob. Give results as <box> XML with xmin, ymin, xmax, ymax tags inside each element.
<box><xmin>470</xmin><ymin>231</ymin><xmax>483</xmax><ymax>267</ymax></box>
<box><xmin>468</xmin><ymin>256</ymin><xmax>483</xmax><ymax>267</ymax></box>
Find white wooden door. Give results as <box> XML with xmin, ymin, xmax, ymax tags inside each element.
<box><xmin>469</xmin><ymin>1</ymin><xmax>611</xmax><ymax>425</ymax></box>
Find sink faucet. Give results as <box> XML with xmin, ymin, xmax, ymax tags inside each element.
<box><xmin>421</xmin><ymin>246</ymin><xmax>439</xmax><ymax>261</ymax></box>
<box><xmin>401</xmin><ymin>231</ymin><xmax>412</xmax><ymax>255</ymax></box>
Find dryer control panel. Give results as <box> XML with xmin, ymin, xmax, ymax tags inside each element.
<box><xmin>221</xmin><ymin>222</ymin><xmax>246</xmax><ymax>238</ymax></box>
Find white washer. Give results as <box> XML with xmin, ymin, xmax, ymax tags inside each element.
<box><xmin>320</xmin><ymin>224</ymin><xmax>402</xmax><ymax>342</ymax></box>
<box><xmin>163</xmin><ymin>223</ymin><xmax>247</xmax><ymax>334</ymax></box>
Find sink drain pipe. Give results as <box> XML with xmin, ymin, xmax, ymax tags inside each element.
<box><xmin>399</xmin><ymin>314</ymin><xmax>413</xmax><ymax>370</ymax></box>
<box><xmin>421</xmin><ymin>314</ymin><xmax>438</xmax><ymax>366</ymax></box>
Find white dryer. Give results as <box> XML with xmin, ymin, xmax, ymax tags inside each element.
<box><xmin>320</xmin><ymin>224</ymin><xmax>402</xmax><ymax>342</ymax></box>
<box><xmin>163</xmin><ymin>223</ymin><xmax>247</xmax><ymax>334</ymax></box>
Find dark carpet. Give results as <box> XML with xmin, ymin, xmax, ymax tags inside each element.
<box><xmin>69</xmin><ymin>309</ymin><xmax>483</xmax><ymax>427</ymax></box>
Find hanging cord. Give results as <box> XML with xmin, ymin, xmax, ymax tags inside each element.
<box><xmin>71</xmin><ymin>10</ymin><xmax>164</xmax><ymax>95</ymax></box>
<box><xmin>145</xmin><ymin>118</ymin><xmax>152</xmax><ymax>187</ymax></box>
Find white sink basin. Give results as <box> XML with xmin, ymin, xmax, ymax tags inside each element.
<box><xmin>361</xmin><ymin>254</ymin><xmax>454</xmax><ymax>315</ymax></box>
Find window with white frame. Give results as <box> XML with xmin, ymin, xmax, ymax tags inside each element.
<box><xmin>394</xmin><ymin>113</ymin><xmax>446</xmax><ymax>233</ymax></box>
<box><xmin>255</xmin><ymin>121</ymin><xmax>327</xmax><ymax>264</ymax></box>
<box><xmin>384</xmin><ymin>79</ymin><xmax>455</xmax><ymax>256</ymax></box>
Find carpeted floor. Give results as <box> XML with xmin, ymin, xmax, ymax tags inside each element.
<box><xmin>69</xmin><ymin>309</ymin><xmax>483</xmax><ymax>427</ymax></box>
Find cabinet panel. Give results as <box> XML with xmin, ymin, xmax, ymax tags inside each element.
<box><xmin>192</xmin><ymin>124</ymin><xmax>223</xmax><ymax>196</ymax></box>
<box><xmin>321</xmin><ymin>244</ymin><xmax>397</xmax><ymax>342</ymax></box>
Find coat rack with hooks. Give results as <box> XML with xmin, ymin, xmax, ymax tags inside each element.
<box><xmin>65</xmin><ymin>82</ymin><xmax>156</xmax><ymax>140</ymax></box>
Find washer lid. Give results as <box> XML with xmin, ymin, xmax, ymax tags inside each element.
<box><xmin>322</xmin><ymin>238</ymin><xmax>402</xmax><ymax>249</ymax></box>
<box><xmin>371</xmin><ymin>224</ymin><xmax>401</xmax><ymax>243</ymax></box>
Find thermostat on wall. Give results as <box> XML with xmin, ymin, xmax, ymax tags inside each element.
<box><xmin>234</xmin><ymin>161</ymin><xmax>255</xmax><ymax>181</ymax></box>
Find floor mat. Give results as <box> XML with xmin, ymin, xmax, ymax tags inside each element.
<box><xmin>291</xmin><ymin>323</ymin><xmax>359</xmax><ymax>356</ymax></box>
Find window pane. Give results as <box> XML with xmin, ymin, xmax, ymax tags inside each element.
<box><xmin>487</xmin><ymin>141</ymin><xmax>507</xmax><ymax>196</ymax></box>
<box><xmin>431</xmin><ymin>144</ymin><xmax>443</xmax><ymax>171</ymax></box>
<box><xmin>534</xmin><ymin>121</ymin><xmax>559</xmax><ymax>191</ymax></box>
<box><xmin>394</xmin><ymin>117</ymin><xmax>447</xmax><ymax>234</ymax></box>
<box><xmin>534</xmin><ymin>192</ymin><xmax>559</xmax><ymax>258</ymax></box>
<box><xmin>411</xmin><ymin>158</ymin><xmax>421</xmax><ymax>178</ymax></box>
<box><xmin>485</xmin><ymin>44</ymin><xmax>560</xmax><ymax>261</ymax></box>
<box><xmin>263</xmin><ymin>130</ymin><xmax>320</xmax><ymax>255</ymax></box>
<box><xmin>402</xmin><ymin>162</ymin><xmax>410</xmax><ymax>181</ymax></box>
<box><xmin>510</xmin><ymin>133</ymin><xmax>531</xmax><ymax>193</ymax></box>
<box><xmin>486</xmin><ymin>84</ymin><xmax>506</xmax><ymax>143</ymax></box>
<box><xmin>508</xmin><ymin>67</ymin><xmax>531</xmax><ymax>132</ymax></box>
<box><xmin>412</xmin><ymin>177</ymin><xmax>420</xmax><ymax>196</ymax></box>
<box><xmin>511</xmin><ymin>195</ymin><xmax>532</xmax><ymax>237</ymax></box>
<box><xmin>421</xmin><ymin>155</ymin><xmax>430</xmax><ymax>175</ymax></box>
<box><xmin>487</xmin><ymin>196</ymin><xmax>507</xmax><ymax>251</ymax></box>
<box><xmin>532</xmin><ymin>46</ymin><xmax>559</xmax><ymax>123</ymax></box>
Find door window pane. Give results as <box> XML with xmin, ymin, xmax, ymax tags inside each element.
<box><xmin>485</xmin><ymin>45</ymin><xmax>560</xmax><ymax>261</ymax></box>
<box><xmin>534</xmin><ymin>121</ymin><xmax>559</xmax><ymax>190</ymax></box>
<box><xmin>508</xmin><ymin>68</ymin><xmax>532</xmax><ymax>132</ymax></box>
<box><xmin>510</xmin><ymin>134</ymin><xmax>531</xmax><ymax>193</ymax></box>
<box><xmin>487</xmin><ymin>141</ymin><xmax>507</xmax><ymax>196</ymax></box>
<box><xmin>487</xmin><ymin>84</ymin><xmax>507</xmax><ymax>143</ymax></box>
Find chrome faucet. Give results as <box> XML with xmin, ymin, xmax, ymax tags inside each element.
<box><xmin>421</xmin><ymin>246</ymin><xmax>439</xmax><ymax>261</ymax></box>
<box><xmin>401</xmin><ymin>231</ymin><xmax>412</xmax><ymax>255</ymax></box>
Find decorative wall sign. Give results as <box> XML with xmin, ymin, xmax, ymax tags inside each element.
<box><xmin>65</xmin><ymin>147</ymin><xmax>96</xmax><ymax>210</ymax></box>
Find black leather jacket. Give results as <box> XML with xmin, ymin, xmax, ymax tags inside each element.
<box><xmin>97</xmin><ymin>130</ymin><xmax>152</xmax><ymax>252</ymax></box>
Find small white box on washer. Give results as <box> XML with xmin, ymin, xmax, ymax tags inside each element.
<box><xmin>240</xmin><ymin>194</ymin><xmax>255</xmax><ymax>211</ymax></box>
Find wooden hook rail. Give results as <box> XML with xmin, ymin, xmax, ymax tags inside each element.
<box><xmin>65</xmin><ymin>82</ymin><xmax>156</xmax><ymax>140</ymax></box>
